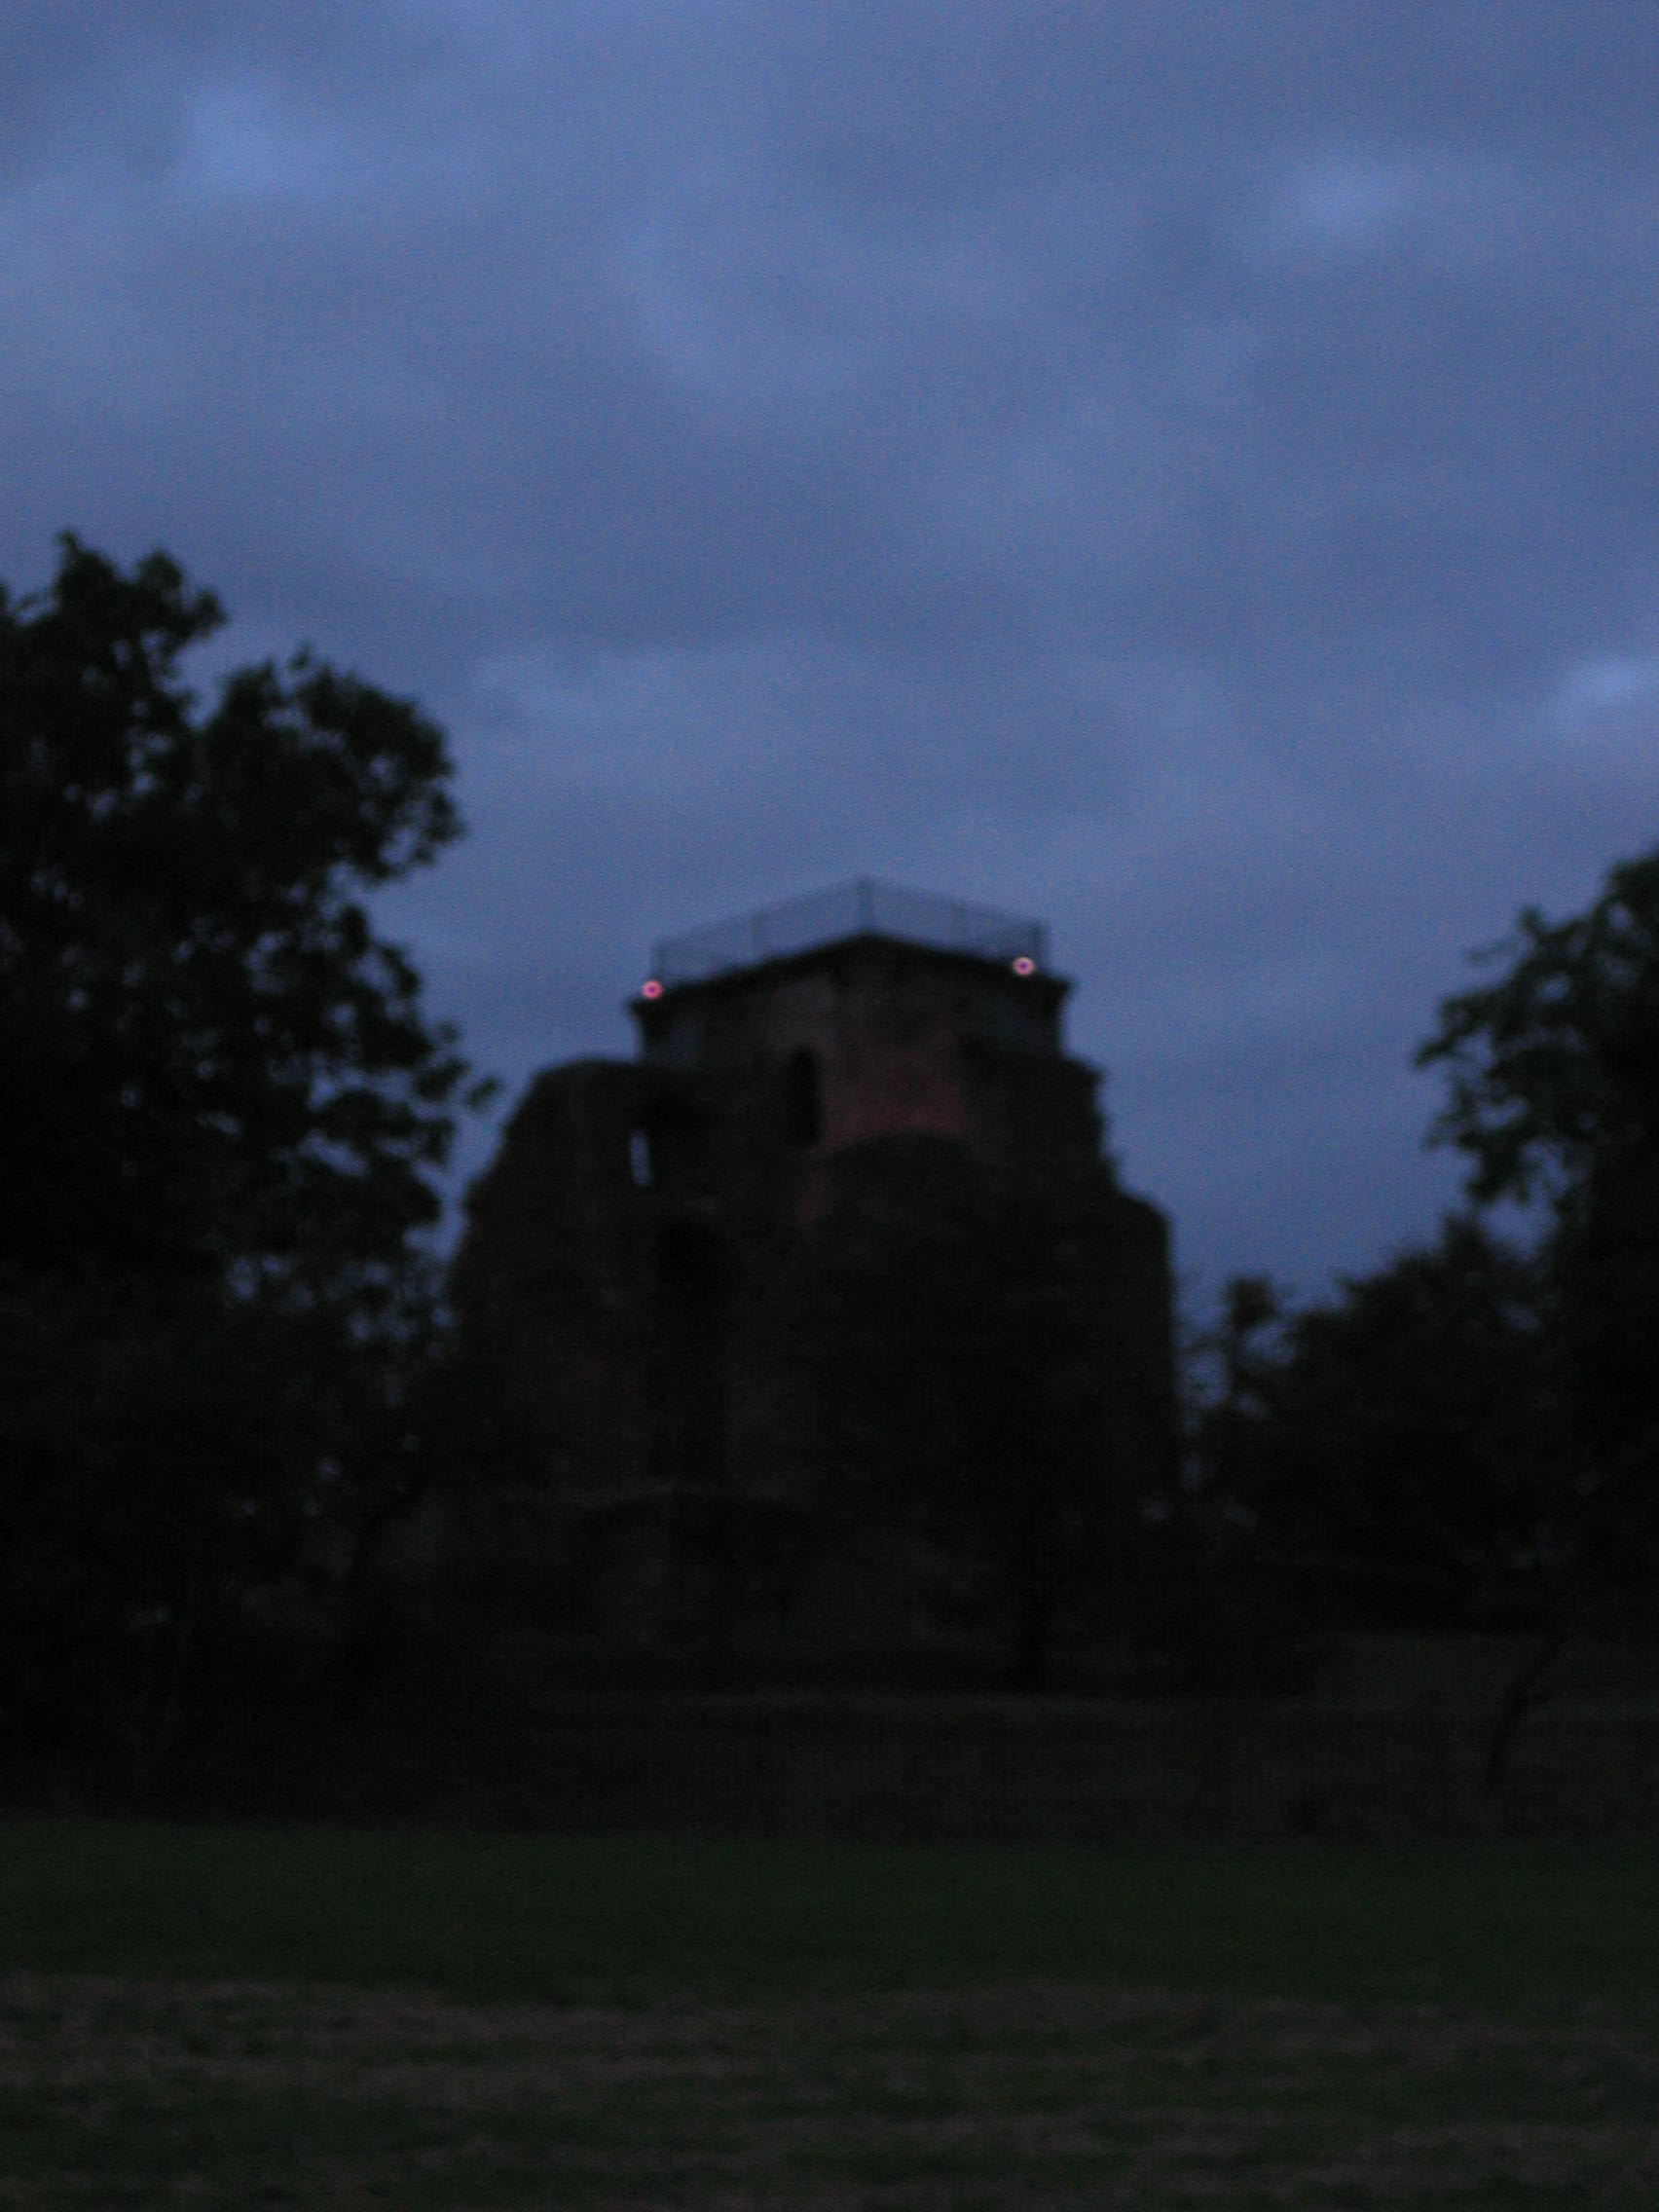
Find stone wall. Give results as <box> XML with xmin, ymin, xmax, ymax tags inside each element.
<box><xmin>440</xmin><ymin>930</ymin><xmax>1178</xmax><ymax>1667</ymax></box>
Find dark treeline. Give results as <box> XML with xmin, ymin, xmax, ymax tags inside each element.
<box><xmin>3</xmin><ymin>538</ymin><xmax>1656</xmax><ymax>1808</ymax></box>
<box><xmin>0</xmin><ymin>537</ymin><xmax>493</xmax><ymax>1792</ymax></box>
<box><xmin>1173</xmin><ymin>846</ymin><xmax>1659</xmax><ymax>1775</ymax></box>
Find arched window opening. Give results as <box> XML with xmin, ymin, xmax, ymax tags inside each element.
<box><xmin>779</xmin><ymin>1047</ymin><xmax>822</xmax><ymax>1147</ymax></box>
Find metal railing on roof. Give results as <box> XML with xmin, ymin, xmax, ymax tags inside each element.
<box><xmin>650</xmin><ymin>878</ymin><xmax>1049</xmax><ymax>986</ymax></box>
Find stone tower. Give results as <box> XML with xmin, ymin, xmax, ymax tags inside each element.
<box><xmin>447</xmin><ymin>882</ymin><xmax>1176</xmax><ymax>1668</ymax></box>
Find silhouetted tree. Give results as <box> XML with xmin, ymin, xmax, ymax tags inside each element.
<box><xmin>1168</xmin><ymin>1274</ymin><xmax>1321</xmax><ymax>1694</ymax></box>
<box><xmin>1194</xmin><ymin>849</ymin><xmax>1659</xmax><ymax>1785</ymax></box>
<box><xmin>1188</xmin><ymin>1274</ymin><xmax>1287</xmax><ymax>1517</ymax></box>
<box><xmin>1238</xmin><ymin>1222</ymin><xmax>1567</xmax><ymax>1630</ymax></box>
<box><xmin>1419</xmin><ymin>847</ymin><xmax>1659</xmax><ymax>1506</ymax></box>
<box><xmin>1419</xmin><ymin>845</ymin><xmax>1659</xmax><ymax>1768</ymax></box>
<box><xmin>0</xmin><ymin>535</ymin><xmax>488</xmax><ymax>1781</ymax></box>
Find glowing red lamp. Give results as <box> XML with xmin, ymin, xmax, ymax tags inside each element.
<box><xmin>1012</xmin><ymin>955</ymin><xmax>1035</xmax><ymax>977</ymax></box>
<box><xmin>642</xmin><ymin>977</ymin><xmax>664</xmax><ymax>1000</ymax></box>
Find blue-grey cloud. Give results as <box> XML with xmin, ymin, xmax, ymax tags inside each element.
<box><xmin>3</xmin><ymin>0</ymin><xmax>1657</xmax><ymax>1312</ymax></box>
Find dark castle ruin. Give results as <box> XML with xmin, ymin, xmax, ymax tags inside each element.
<box><xmin>444</xmin><ymin>882</ymin><xmax>1176</xmax><ymax>1682</ymax></box>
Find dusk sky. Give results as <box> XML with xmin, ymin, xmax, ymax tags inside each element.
<box><xmin>6</xmin><ymin>3</ymin><xmax>1657</xmax><ymax>1317</ymax></box>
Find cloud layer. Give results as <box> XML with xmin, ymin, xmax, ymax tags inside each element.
<box><xmin>6</xmin><ymin>1</ymin><xmax>1658</xmax><ymax>1306</ymax></box>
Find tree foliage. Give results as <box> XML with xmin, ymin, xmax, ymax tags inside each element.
<box><xmin>0</xmin><ymin>536</ymin><xmax>486</xmax><ymax>1771</ymax></box>
<box><xmin>1</xmin><ymin>536</ymin><xmax>474</xmax><ymax>1289</ymax></box>
<box><xmin>1419</xmin><ymin>848</ymin><xmax>1659</xmax><ymax>1492</ymax></box>
<box><xmin>1208</xmin><ymin>1224</ymin><xmax>1569</xmax><ymax>1631</ymax></box>
<box><xmin>1188</xmin><ymin>844</ymin><xmax>1659</xmax><ymax>1762</ymax></box>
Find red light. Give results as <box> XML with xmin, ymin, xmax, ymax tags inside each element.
<box><xmin>642</xmin><ymin>977</ymin><xmax>664</xmax><ymax>1000</ymax></box>
<box><xmin>1013</xmin><ymin>955</ymin><xmax>1035</xmax><ymax>977</ymax></box>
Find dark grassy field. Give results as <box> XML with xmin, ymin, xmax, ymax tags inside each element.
<box><xmin>6</xmin><ymin>1817</ymin><xmax>1659</xmax><ymax>2009</ymax></box>
<box><xmin>5</xmin><ymin>1819</ymin><xmax>1659</xmax><ymax>2206</ymax></box>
